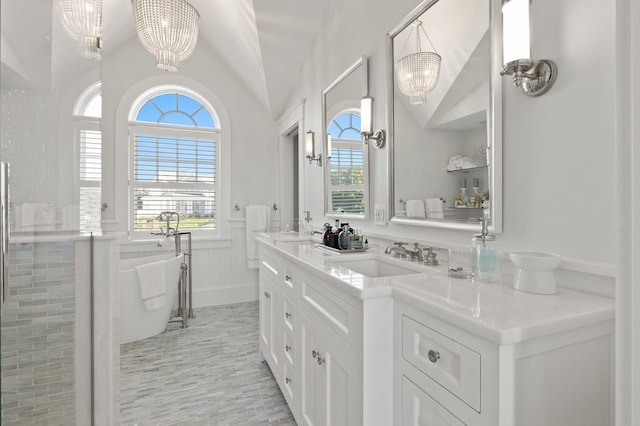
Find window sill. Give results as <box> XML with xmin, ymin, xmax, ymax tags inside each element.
<box><xmin>121</xmin><ymin>236</ymin><xmax>232</xmax><ymax>253</ymax></box>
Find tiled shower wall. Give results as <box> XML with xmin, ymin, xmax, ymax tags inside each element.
<box><xmin>1</xmin><ymin>241</ymin><xmax>76</xmax><ymax>425</ymax></box>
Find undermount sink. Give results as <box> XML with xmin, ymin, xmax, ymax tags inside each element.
<box><xmin>325</xmin><ymin>253</ymin><xmax>433</xmax><ymax>278</ymax></box>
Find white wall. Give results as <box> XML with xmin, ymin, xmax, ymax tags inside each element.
<box><xmin>99</xmin><ymin>36</ymin><xmax>280</xmax><ymax>304</ymax></box>
<box><xmin>287</xmin><ymin>0</ymin><xmax>616</xmax><ymax>272</ymax></box>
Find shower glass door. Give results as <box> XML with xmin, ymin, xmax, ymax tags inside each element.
<box><xmin>1</xmin><ymin>2</ymin><xmax>102</xmax><ymax>424</ymax></box>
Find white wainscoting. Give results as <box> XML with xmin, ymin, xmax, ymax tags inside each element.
<box><xmin>120</xmin><ymin>217</ymin><xmax>280</xmax><ymax>308</ymax></box>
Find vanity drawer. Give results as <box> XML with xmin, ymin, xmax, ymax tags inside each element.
<box><xmin>402</xmin><ymin>315</ymin><xmax>480</xmax><ymax>412</ymax></box>
<box><xmin>260</xmin><ymin>254</ymin><xmax>281</xmax><ymax>280</ymax></box>
<box><xmin>300</xmin><ymin>276</ymin><xmax>361</xmax><ymax>348</ymax></box>
<box><xmin>402</xmin><ymin>376</ymin><xmax>467</xmax><ymax>426</ymax></box>
<box><xmin>282</xmin><ymin>294</ymin><xmax>295</xmax><ymax>333</ymax></box>
<box><xmin>283</xmin><ymin>328</ymin><xmax>295</xmax><ymax>367</ymax></box>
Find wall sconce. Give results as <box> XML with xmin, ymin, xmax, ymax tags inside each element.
<box><xmin>500</xmin><ymin>0</ymin><xmax>557</xmax><ymax>97</ymax></box>
<box><xmin>360</xmin><ymin>96</ymin><xmax>386</xmax><ymax>149</ymax></box>
<box><xmin>305</xmin><ymin>131</ymin><xmax>322</xmax><ymax>166</ymax></box>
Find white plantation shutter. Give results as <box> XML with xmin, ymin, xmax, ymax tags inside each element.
<box><xmin>329</xmin><ymin>140</ymin><xmax>365</xmax><ymax>214</ymax></box>
<box><xmin>131</xmin><ymin>124</ymin><xmax>217</xmax><ymax>233</ymax></box>
<box><xmin>78</xmin><ymin>120</ymin><xmax>102</xmax><ymax>232</ymax></box>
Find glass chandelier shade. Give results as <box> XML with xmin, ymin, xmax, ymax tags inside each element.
<box><xmin>395</xmin><ymin>20</ymin><xmax>441</xmax><ymax>105</ymax></box>
<box><xmin>56</xmin><ymin>0</ymin><xmax>103</xmax><ymax>60</ymax></box>
<box><xmin>132</xmin><ymin>0</ymin><xmax>200</xmax><ymax>72</ymax></box>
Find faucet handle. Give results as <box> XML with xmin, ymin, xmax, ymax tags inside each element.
<box><xmin>422</xmin><ymin>247</ymin><xmax>439</xmax><ymax>266</ymax></box>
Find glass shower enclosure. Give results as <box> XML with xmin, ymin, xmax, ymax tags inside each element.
<box><xmin>1</xmin><ymin>2</ymin><xmax>112</xmax><ymax>424</ymax></box>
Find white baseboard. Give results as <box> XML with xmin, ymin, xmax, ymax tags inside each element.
<box><xmin>192</xmin><ymin>283</ymin><xmax>258</xmax><ymax>307</ymax></box>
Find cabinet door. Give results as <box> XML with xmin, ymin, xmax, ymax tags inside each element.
<box><xmin>300</xmin><ymin>316</ymin><xmax>325</xmax><ymax>426</ymax></box>
<box><xmin>260</xmin><ymin>278</ymin><xmax>282</xmax><ymax>370</ymax></box>
<box><xmin>323</xmin><ymin>334</ymin><xmax>360</xmax><ymax>426</ymax></box>
<box><xmin>300</xmin><ymin>313</ymin><xmax>360</xmax><ymax>426</ymax></box>
<box><xmin>402</xmin><ymin>376</ymin><xmax>466</xmax><ymax>426</ymax></box>
<box><xmin>259</xmin><ymin>278</ymin><xmax>273</xmax><ymax>360</ymax></box>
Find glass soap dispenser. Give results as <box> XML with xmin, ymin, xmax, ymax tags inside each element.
<box><xmin>471</xmin><ymin>216</ymin><xmax>501</xmax><ymax>282</ymax></box>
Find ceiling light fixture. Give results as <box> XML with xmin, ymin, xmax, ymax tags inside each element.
<box><xmin>395</xmin><ymin>19</ymin><xmax>442</xmax><ymax>105</ymax></box>
<box><xmin>131</xmin><ymin>0</ymin><xmax>200</xmax><ymax>72</ymax></box>
<box><xmin>56</xmin><ymin>0</ymin><xmax>103</xmax><ymax>60</ymax></box>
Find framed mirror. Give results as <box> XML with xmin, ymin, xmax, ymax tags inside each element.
<box><xmin>322</xmin><ymin>56</ymin><xmax>370</xmax><ymax>220</ymax></box>
<box><xmin>387</xmin><ymin>0</ymin><xmax>502</xmax><ymax>232</ymax></box>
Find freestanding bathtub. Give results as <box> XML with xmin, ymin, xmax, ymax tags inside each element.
<box><xmin>119</xmin><ymin>253</ymin><xmax>184</xmax><ymax>344</ymax></box>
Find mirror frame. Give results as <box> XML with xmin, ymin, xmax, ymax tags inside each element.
<box><xmin>322</xmin><ymin>56</ymin><xmax>370</xmax><ymax>220</ymax></box>
<box><xmin>386</xmin><ymin>0</ymin><xmax>503</xmax><ymax>233</ymax></box>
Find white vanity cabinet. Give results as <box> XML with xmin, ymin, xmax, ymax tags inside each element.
<box><xmin>258</xmin><ymin>245</ymin><xmax>365</xmax><ymax>425</ymax></box>
<box><xmin>394</xmin><ymin>298</ymin><xmax>614</xmax><ymax>426</ymax></box>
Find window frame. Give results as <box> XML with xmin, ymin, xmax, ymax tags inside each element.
<box><xmin>128</xmin><ymin>87</ymin><xmax>221</xmax><ymax>240</ymax></box>
<box><xmin>325</xmin><ymin>111</ymin><xmax>369</xmax><ymax>219</ymax></box>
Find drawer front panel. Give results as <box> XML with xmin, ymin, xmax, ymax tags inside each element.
<box><xmin>301</xmin><ymin>279</ymin><xmax>359</xmax><ymax>347</ymax></box>
<box><xmin>402</xmin><ymin>376</ymin><xmax>467</xmax><ymax>426</ymax></box>
<box><xmin>283</xmin><ymin>329</ymin><xmax>294</xmax><ymax>366</ymax></box>
<box><xmin>282</xmin><ymin>295</ymin><xmax>295</xmax><ymax>333</ymax></box>
<box><xmin>402</xmin><ymin>315</ymin><xmax>480</xmax><ymax>412</ymax></box>
<box><xmin>260</xmin><ymin>255</ymin><xmax>280</xmax><ymax>280</ymax></box>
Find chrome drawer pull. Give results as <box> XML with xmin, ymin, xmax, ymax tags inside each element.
<box><xmin>428</xmin><ymin>349</ymin><xmax>440</xmax><ymax>363</ymax></box>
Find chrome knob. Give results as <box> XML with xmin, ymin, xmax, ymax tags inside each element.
<box><xmin>285</xmin><ymin>312</ymin><xmax>292</xmax><ymax>319</ymax></box>
<box><xmin>317</xmin><ymin>355</ymin><xmax>325</xmax><ymax>366</ymax></box>
<box><xmin>286</xmin><ymin>377</ymin><xmax>292</xmax><ymax>384</ymax></box>
<box><xmin>428</xmin><ymin>349</ymin><xmax>440</xmax><ymax>363</ymax></box>
<box><xmin>285</xmin><ymin>345</ymin><xmax>291</xmax><ymax>352</ymax></box>
<box><xmin>312</xmin><ymin>349</ymin><xmax>318</xmax><ymax>358</ymax></box>
<box><xmin>263</xmin><ymin>291</ymin><xmax>271</xmax><ymax>299</ymax></box>
<box><xmin>285</xmin><ymin>275</ymin><xmax>292</xmax><ymax>281</ymax></box>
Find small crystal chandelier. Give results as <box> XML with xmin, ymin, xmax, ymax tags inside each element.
<box><xmin>131</xmin><ymin>0</ymin><xmax>200</xmax><ymax>72</ymax></box>
<box><xmin>395</xmin><ymin>20</ymin><xmax>441</xmax><ymax>105</ymax></box>
<box><xmin>56</xmin><ymin>0</ymin><xmax>103</xmax><ymax>60</ymax></box>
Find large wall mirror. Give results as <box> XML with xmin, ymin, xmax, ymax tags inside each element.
<box><xmin>387</xmin><ymin>0</ymin><xmax>503</xmax><ymax>232</ymax></box>
<box><xmin>322</xmin><ymin>56</ymin><xmax>370</xmax><ymax>220</ymax></box>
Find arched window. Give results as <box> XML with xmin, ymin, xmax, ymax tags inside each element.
<box><xmin>75</xmin><ymin>82</ymin><xmax>102</xmax><ymax>233</ymax></box>
<box><xmin>327</xmin><ymin>111</ymin><xmax>365</xmax><ymax>214</ymax></box>
<box><xmin>129</xmin><ymin>87</ymin><xmax>219</xmax><ymax>236</ymax></box>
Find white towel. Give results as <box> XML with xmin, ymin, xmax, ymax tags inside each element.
<box><xmin>425</xmin><ymin>198</ymin><xmax>444</xmax><ymax>219</ymax></box>
<box><xmin>136</xmin><ymin>259</ymin><xmax>166</xmax><ymax>311</ymax></box>
<box><xmin>406</xmin><ymin>199</ymin><xmax>426</xmax><ymax>219</ymax></box>
<box><xmin>246</xmin><ymin>205</ymin><xmax>271</xmax><ymax>269</ymax></box>
<box><xmin>20</xmin><ymin>203</ymin><xmax>49</xmax><ymax>229</ymax></box>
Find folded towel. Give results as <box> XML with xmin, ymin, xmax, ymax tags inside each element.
<box><xmin>425</xmin><ymin>198</ymin><xmax>444</xmax><ymax>219</ymax></box>
<box><xmin>406</xmin><ymin>199</ymin><xmax>426</xmax><ymax>219</ymax></box>
<box><xmin>136</xmin><ymin>259</ymin><xmax>166</xmax><ymax>311</ymax></box>
<box><xmin>246</xmin><ymin>205</ymin><xmax>271</xmax><ymax>269</ymax></box>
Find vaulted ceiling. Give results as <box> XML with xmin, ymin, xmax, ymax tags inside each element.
<box><xmin>1</xmin><ymin>0</ymin><xmax>330</xmax><ymax>119</ymax></box>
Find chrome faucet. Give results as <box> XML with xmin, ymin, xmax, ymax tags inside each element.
<box><xmin>407</xmin><ymin>243</ymin><xmax>424</xmax><ymax>261</ymax></box>
<box><xmin>384</xmin><ymin>242</ymin><xmax>410</xmax><ymax>258</ymax></box>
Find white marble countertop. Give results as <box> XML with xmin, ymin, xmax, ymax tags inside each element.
<box><xmin>257</xmin><ymin>232</ymin><xmax>615</xmax><ymax>346</ymax></box>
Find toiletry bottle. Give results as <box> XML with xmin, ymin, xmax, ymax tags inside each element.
<box><xmin>471</xmin><ymin>217</ymin><xmax>500</xmax><ymax>282</ymax></box>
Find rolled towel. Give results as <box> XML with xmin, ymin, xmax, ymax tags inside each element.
<box><xmin>406</xmin><ymin>199</ymin><xmax>426</xmax><ymax>219</ymax></box>
<box><xmin>425</xmin><ymin>198</ymin><xmax>444</xmax><ymax>219</ymax></box>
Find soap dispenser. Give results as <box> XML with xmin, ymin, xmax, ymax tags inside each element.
<box><xmin>471</xmin><ymin>215</ymin><xmax>500</xmax><ymax>282</ymax></box>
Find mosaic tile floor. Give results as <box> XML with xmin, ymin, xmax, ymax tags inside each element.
<box><xmin>120</xmin><ymin>301</ymin><xmax>297</xmax><ymax>425</ymax></box>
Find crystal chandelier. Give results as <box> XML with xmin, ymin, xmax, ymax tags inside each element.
<box><xmin>132</xmin><ymin>0</ymin><xmax>200</xmax><ymax>72</ymax></box>
<box><xmin>56</xmin><ymin>0</ymin><xmax>103</xmax><ymax>60</ymax></box>
<box><xmin>395</xmin><ymin>20</ymin><xmax>441</xmax><ymax>105</ymax></box>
